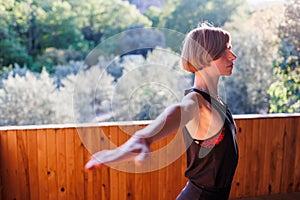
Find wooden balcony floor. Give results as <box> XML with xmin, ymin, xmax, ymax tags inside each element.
<box><xmin>230</xmin><ymin>192</ymin><xmax>300</xmax><ymax>200</ymax></box>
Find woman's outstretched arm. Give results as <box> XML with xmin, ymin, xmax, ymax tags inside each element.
<box><xmin>85</xmin><ymin>92</ymin><xmax>200</xmax><ymax>170</ymax></box>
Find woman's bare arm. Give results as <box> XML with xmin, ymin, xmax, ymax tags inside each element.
<box><xmin>85</xmin><ymin>92</ymin><xmax>200</xmax><ymax>170</ymax></box>
<box><xmin>135</xmin><ymin>92</ymin><xmax>200</xmax><ymax>144</ymax></box>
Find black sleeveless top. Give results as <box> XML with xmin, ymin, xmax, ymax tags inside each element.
<box><xmin>183</xmin><ymin>88</ymin><xmax>239</xmax><ymax>191</ymax></box>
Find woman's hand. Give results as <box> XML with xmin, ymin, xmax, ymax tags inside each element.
<box><xmin>85</xmin><ymin>136</ymin><xmax>150</xmax><ymax>170</ymax></box>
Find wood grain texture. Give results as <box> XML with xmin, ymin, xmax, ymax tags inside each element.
<box><xmin>0</xmin><ymin>115</ymin><xmax>299</xmax><ymax>199</ymax></box>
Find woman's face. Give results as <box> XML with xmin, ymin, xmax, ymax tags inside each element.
<box><xmin>213</xmin><ymin>44</ymin><xmax>237</xmax><ymax>76</ymax></box>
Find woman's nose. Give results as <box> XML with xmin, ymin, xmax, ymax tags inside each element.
<box><xmin>230</xmin><ymin>50</ymin><xmax>237</xmax><ymax>60</ymax></box>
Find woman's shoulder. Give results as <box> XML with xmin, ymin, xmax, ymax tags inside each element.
<box><xmin>181</xmin><ymin>89</ymin><xmax>207</xmax><ymax>109</ymax></box>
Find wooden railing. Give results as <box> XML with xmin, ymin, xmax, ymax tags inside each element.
<box><xmin>0</xmin><ymin>114</ymin><xmax>299</xmax><ymax>199</ymax></box>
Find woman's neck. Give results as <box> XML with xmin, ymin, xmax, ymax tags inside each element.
<box><xmin>193</xmin><ymin>71</ymin><xmax>220</xmax><ymax>95</ymax></box>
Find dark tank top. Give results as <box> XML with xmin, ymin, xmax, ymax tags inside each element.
<box><xmin>183</xmin><ymin>88</ymin><xmax>239</xmax><ymax>191</ymax></box>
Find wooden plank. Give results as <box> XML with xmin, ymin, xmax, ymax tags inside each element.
<box><xmin>243</xmin><ymin>119</ymin><xmax>254</xmax><ymax>196</ymax></box>
<box><xmin>158</xmin><ymin>138</ymin><xmax>168</xmax><ymax>200</ymax></box>
<box><xmin>65</xmin><ymin>128</ymin><xmax>76</xmax><ymax>199</ymax></box>
<box><xmin>261</xmin><ymin>118</ymin><xmax>272</xmax><ymax>195</ymax></box>
<box><xmin>82</xmin><ymin>126</ymin><xmax>109</xmax><ymax>199</ymax></box>
<box><xmin>165</xmin><ymin>131</ymin><xmax>183</xmax><ymax>199</ymax></box>
<box><xmin>73</xmin><ymin>127</ymin><xmax>85</xmax><ymax>200</ymax></box>
<box><xmin>152</xmin><ymin>138</ymin><xmax>162</xmax><ymax>200</ymax></box>
<box><xmin>269</xmin><ymin>118</ymin><xmax>284</xmax><ymax>194</ymax></box>
<box><xmin>236</xmin><ymin>119</ymin><xmax>249</xmax><ymax>197</ymax></box>
<box><xmin>46</xmin><ymin>128</ymin><xmax>58</xmax><ymax>200</ymax></box>
<box><xmin>100</xmin><ymin>166</ymin><xmax>111</xmax><ymax>200</ymax></box>
<box><xmin>265</xmin><ymin>118</ymin><xmax>272</xmax><ymax>195</ymax></box>
<box><xmin>280</xmin><ymin>117</ymin><xmax>297</xmax><ymax>192</ymax></box>
<box><xmin>100</xmin><ymin>127</ymin><xmax>111</xmax><ymax>200</ymax></box>
<box><xmin>166</xmin><ymin>159</ymin><xmax>181</xmax><ymax>199</ymax></box>
<box><xmin>56</xmin><ymin>128</ymin><xmax>67</xmax><ymax>199</ymax></box>
<box><xmin>256</xmin><ymin>118</ymin><xmax>268</xmax><ymax>196</ymax></box>
<box><xmin>27</xmin><ymin>129</ymin><xmax>39</xmax><ymax>199</ymax></box>
<box><xmin>0</xmin><ymin>130</ymin><xmax>9</xmax><ymax>199</ymax></box>
<box><xmin>125</xmin><ymin>173</ymin><xmax>135</xmax><ymax>200</ymax></box>
<box><xmin>150</xmin><ymin>166</ymin><xmax>159</xmax><ymax>200</ymax></box>
<box><xmin>293</xmin><ymin>117</ymin><xmax>300</xmax><ymax>191</ymax></box>
<box><xmin>134</xmin><ymin>172</ymin><xmax>144</xmax><ymax>200</ymax></box>
<box><xmin>83</xmin><ymin>127</ymin><xmax>94</xmax><ymax>200</ymax></box>
<box><xmin>86</xmin><ymin>127</ymin><xmax>101</xmax><ymax>199</ymax></box>
<box><xmin>118</xmin><ymin>126</ymin><xmax>130</xmax><ymax>200</ymax></box>
<box><xmin>88</xmin><ymin>126</ymin><xmax>109</xmax><ymax>199</ymax></box>
<box><xmin>85</xmin><ymin>151</ymin><xmax>95</xmax><ymax>200</ymax></box>
<box><xmin>37</xmin><ymin>129</ymin><xmax>49</xmax><ymax>199</ymax></box>
<box><xmin>250</xmin><ymin>119</ymin><xmax>261</xmax><ymax>196</ymax></box>
<box><xmin>91</xmin><ymin>161</ymin><xmax>101</xmax><ymax>200</ymax></box>
<box><xmin>16</xmin><ymin>129</ymin><xmax>30</xmax><ymax>200</ymax></box>
<box><xmin>109</xmin><ymin>126</ymin><xmax>119</xmax><ymax>200</ymax></box>
<box><xmin>6</xmin><ymin>130</ymin><xmax>19</xmax><ymax>200</ymax></box>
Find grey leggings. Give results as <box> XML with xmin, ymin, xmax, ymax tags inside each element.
<box><xmin>176</xmin><ymin>181</ymin><xmax>230</xmax><ymax>200</ymax></box>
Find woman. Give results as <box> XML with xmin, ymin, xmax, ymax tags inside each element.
<box><xmin>85</xmin><ymin>22</ymin><xmax>238</xmax><ymax>200</ymax></box>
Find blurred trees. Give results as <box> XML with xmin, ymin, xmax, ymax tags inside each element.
<box><xmin>268</xmin><ymin>0</ymin><xmax>300</xmax><ymax>113</ymax></box>
<box><xmin>111</xmin><ymin>48</ymin><xmax>190</xmax><ymax>121</ymax></box>
<box><xmin>70</xmin><ymin>0</ymin><xmax>151</xmax><ymax>47</ymax></box>
<box><xmin>65</xmin><ymin>60</ymin><xmax>115</xmax><ymax>123</ymax></box>
<box><xmin>0</xmin><ymin>68</ymin><xmax>73</xmax><ymax>125</ymax></box>
<box><xmin>0</xmin><ymin>0</ymin><xmax>151</xmax><ymax>72</ymax></box>
<box><xmin>154</xmin><ymin>0</ymin><xmax>244</xmax><ymax>32</ymax></box>
<box><xmin>0</xmin><ymin>0</ymin><xmax>298</xmax><ymax>126</ymax></box>
<box><xmin>0</xmin><ymin>48</ymin><xmax>188</xmax><ymax>125</ymax></box>
<box><xmin>223</xmin><ymin>4</ymin><xmax>285</xmax><ymax>114</ymax></box>
<box><xmin>0</xmin><ymin>0</ymin><xmax>33</xmax><ymax>68</ymax></box>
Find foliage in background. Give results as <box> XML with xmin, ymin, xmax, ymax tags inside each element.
<box><xmin>161</xmin><ymin>0</ymin><xmax>244</xmax><ymax>33</ymax></box>
<box><xmin>0</xmin><ymin>48</ymin><xmax>190</xmax><ymax>125</ymax></box>
<box><xmin>71</xmin><ymin>0</ymin><xmax>152</xmax><ymax>47</ymax></box>
<box><xmin>111</xmin><ymin>48</ymin><xmax>191</xmax><ymax>121</ymax></box>
<box><xmin>0</xmin><ymin>0</ymin><xmax>298</xmax><ymax>126</ymax></box>
<box><xmin>0</xmin><ymin>0</ymin><xmax>151</xmax><ymax>73</ymax></box>
<box><xmin>0</xmin><ymin>1</ymin><xmax>33</xmax><ymax>68</ymax></box>
<box><xmin>268</xmin><ymin>0</ymin><xmax>300</xmax><ymax>113</ymax></box>
<box><xmin>223</xmin><ymin>4</ymin><xmax>284</xmax><ymax>114</ymax></box>
<box><xmin>65</xmin><ymin>58</ymin><xmax>115</xmax><ymax>123</ymax></box>
<box><xmin>0</xmin><ymin>68</ymin><xmax>73</xmax><ymax>125</ymax></box>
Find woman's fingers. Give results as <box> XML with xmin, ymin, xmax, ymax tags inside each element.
<box><xmin>85</xmin><ymin>158</ymin><xmax>103</xmax><ymax>170</ymax></box>
<box><xmin>85</xmin><ymin>137</ymin><xmax>150</xmax><ymax>170</ymax></box>
<box><xmin>135</xmin><ymin>142</ymin><xmax>150</xmax><ymax>165</ymax></box>
<box><xmin>85</xmin><ymin>150</ymin><xmax>110</xmax><ymax>170</ymax></box>
<box><xmin>85</xmin><ymin>149</ymin><xmax>129</xmax><ymax>170</ymax></box>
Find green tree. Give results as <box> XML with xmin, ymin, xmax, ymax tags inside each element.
<box><xmin>161</xmin><ymin>0</ymin><xmax>244</xmax><ymax>33</ymax></box>
<box><xmin>0</xmin><ymin>0</ymin><xmax>88</xmax><ymax>72</ymax></box>
<box><xmin>0</xmin><ymin>0</ymin><xmax>33</xmax><ymax>68</ymax></box>
<box><xmin>268</xmin><ymin>0</ymin><xmax>300</xmax><ymax>113</ymax></box>
<box><xmin>29</xmin><ymin>1</ymin><xmax>88</xmax><ymax>72</ymax></box>
<box><xmin>70</xmin><ymin>0</ymin><xmax>152</xmax><ymax>48</ymax></box>
<box><xmin>38</xmin><ymin>1</ymin><xmax>85</xmax><ymax>51</ymax></box>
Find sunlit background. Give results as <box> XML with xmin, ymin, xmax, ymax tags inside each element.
<box><xmin>0</xmin><ymin>0</ymin><xmax>298</xmax><ymax>126</ymax></box>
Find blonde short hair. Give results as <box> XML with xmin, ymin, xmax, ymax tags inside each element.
<box><xmin>181</xmin><ymin>23</ymin><xmax>231</xmax><ymax>73</ymax></box>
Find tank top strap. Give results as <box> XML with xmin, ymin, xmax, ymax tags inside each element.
<box><xmin>185</xmin><ymin>88</ymin><xmax>227</xmax><ymax>115</ymax></box>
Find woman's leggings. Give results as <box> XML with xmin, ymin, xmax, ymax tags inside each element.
<box><xmin>176</xmin><ymin>181</ymin><xmax>231</xmax><ymax>200</ymax></box>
